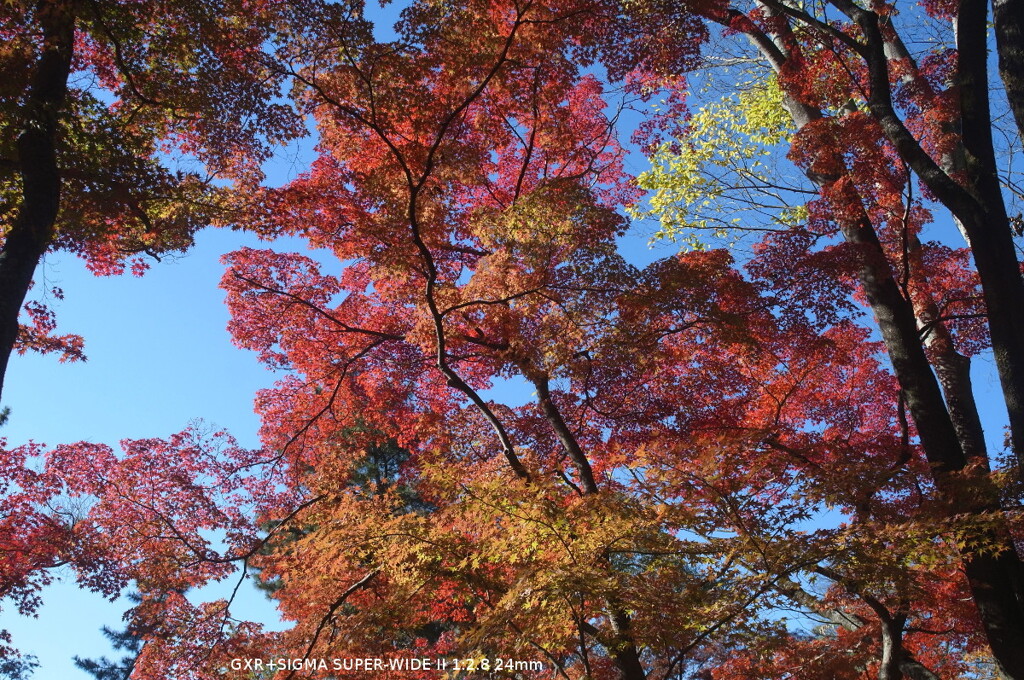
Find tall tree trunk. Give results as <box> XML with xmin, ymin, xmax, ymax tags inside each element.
<box><xmin>0</xmin><ymin>0</ymin><xmax>76</xmax><ymax>406</ymax></box>
<box><xmin>828</xmin><ymin>182</ymin><xmax>1024</xmax><ymax>680</ymax></box>
<box><xmin>955</xmin><ymin>0</ymin><xmax>1024</xmax><ymax>470</ymax></box>
<box><xmin>830</xmin><ymin>0</ymin><xmax>1024</xmax><ymax>470</ymax></box>
<box><xmin>993</xmin><ymin>0</ymin><xmax>1024</xmax><ymax>138</ymax></box>
<box><xmin>729</xmin><ymin>12</ymin><xmax>1024</xmax><ymax>677</ymax></box>
<box><xmin>905</xmin><ymin>235</ymin><xmax>990</xmax><ymax>463</ymax></box>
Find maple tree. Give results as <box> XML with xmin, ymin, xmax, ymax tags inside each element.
<box><xmin>0</xmin><ymin>0</ymin><xmax>301</xmax><ymax>404</ymax></box>
<box><xmin>1</xmin><ymin>0</ymin><xmax>1023</xmax><ymax>678</ymax></box>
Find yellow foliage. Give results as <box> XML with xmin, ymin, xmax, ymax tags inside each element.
<box><xmin>631</xmin><ymin>75</ymin><xmax>802</xmax><ymax>249</ymax></box>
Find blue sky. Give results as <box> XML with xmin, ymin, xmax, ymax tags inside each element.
<box><xmin>0</xmin><ymin>227</ymin><xmax>282</xmax><ymax>678</ymax></box>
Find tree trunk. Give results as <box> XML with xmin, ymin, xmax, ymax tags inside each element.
<box><xmin>607</xmin><ymin>609</ymin><xmax>648</xmax><ymax>680</ymax></box>
<box><xmin>730</xmin><ymin>11</ymin><xmax>1024</xmax><ymax>676</ymax></box>
<box><xmin>835</xmin><ymin>193</ymin><xmax>1024</xmax><ymax>680</ymax></box>
<box><xmin>955</xmin><ymin>0</ymin><xmax>1024</xmax><ymax>471</ymax></box>
<box><xmin>0</xmin><ymin>0</ymin><xmax>76</xmax><ymax>406</ymax></box>
<box><xmin>906</xmin><ymin>235</ymin><xmax>989</xmax><ymax>463</ymax></box>
<box><xmin>963</xmin><ymin>551</ymin><xmax>1024</xmax><ymax>679</ymax></box>
<box><xmin>776</xmin><ymin>577</ymin><xmax>943</xmax><ymax>680</ymax></box>
<box><xmin>993</xmin><ymin>0</ymin><xmax>1024</xmax><ymax>138</ymax></box>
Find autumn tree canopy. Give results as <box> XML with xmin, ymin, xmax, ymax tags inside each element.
<box><xmin>2</xmin><ymin>0</ymin><xmax>1023</xmax><ymax>679</ymax></box>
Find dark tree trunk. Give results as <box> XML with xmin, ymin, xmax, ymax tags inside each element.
<box><xmin>834</xmin><ymin>186</ymin><xmax>1024</xmax><ymax>680</ymax></box>
<box><xmin>955</xmin><ymin>0</ymin><xmax>1024</xmax><ymax>473</ymax></box>
<box><xmin>729</xmin><ymin>10</ymin><xmax>1024</xmax><ymax>676</ymax></box>
<box><xmin>0</xmin><ymin>1</ymin><xmax>75</xmax><ymax>406</ymax></box>
<box><xmin>608</xmin><ymin>609</ymin><xmax>648</xmax><ymax>680</ymax></box>
<box><xmin>525</xmin><ymin>369</ymin><xmax>646</xmax><ymax>677</ymax></box>
<box><xmin>993</xmin><ymin>0</ymin><xmax>1024</xmax><ymax>138</ymax></box>
<box><xmin>832</xmin><ymin>208</ymin><xmax>965</xmax><ymax>474</ymax></box>
<box><xmin>963</xmin><ymin>551</ymin><xmax>1024</xmax><ymax>679</ymax></box>
<box><xmin>834</xmin><ymin>0</ymin><xmax>1024</xmax><ymax>472</ymax></box>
